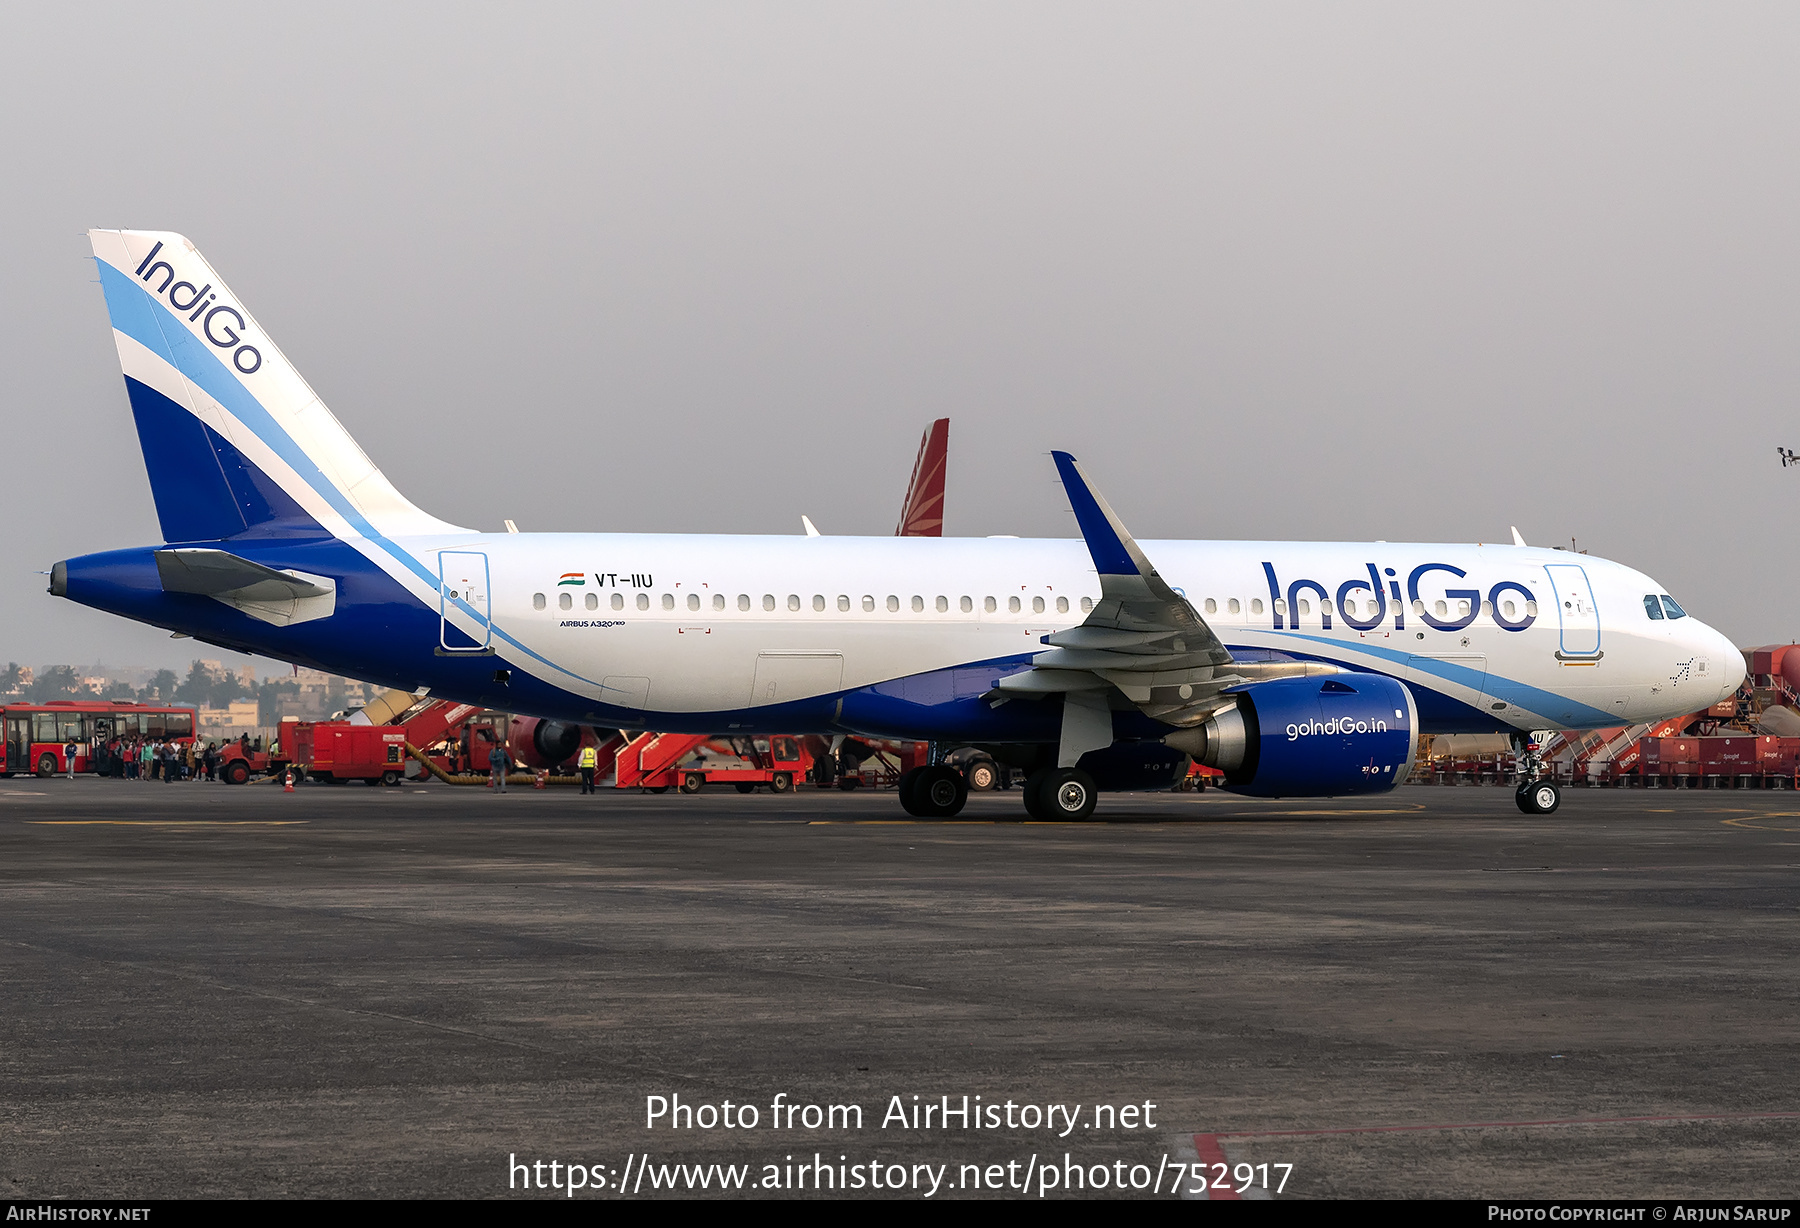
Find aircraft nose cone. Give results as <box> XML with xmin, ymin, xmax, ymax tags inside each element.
<box><xmin>1702</xmin><ymin>622</ymin><xmax>1745</xmax><ymax>700</ymax></box>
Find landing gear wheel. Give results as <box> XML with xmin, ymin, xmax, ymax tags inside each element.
<box><xmin>965</xmin><ymin>759</ymin><xmax>999</xmax><ymax>791</ymax></box>
<box><xmin>769</xmin><ymin>772</ymin><xmax>793</xmax><ymax>794</ymax></box>
<box><xmin>1516</xmin><ymin>779</ymin><xmax>1561</xmax><ymax>814</ymax></box>
<box><xmin>680</xmin><ymin>772</ymin><xmax>705</xmax><ymax>794</ymax></box>
<box><xmin>904</xmin><ymin>765</ymin><xmax>968</xmax><ymax>818</ymax></box>
<box><xmin>1026</xmin><ymin>768</ymin><xmax>1098</xmax><ymax>821</ymax></box>
<box><xmin>896</xmin><ymin>767</ymin><xmax>923</xmax><ymax>814</ymax></box>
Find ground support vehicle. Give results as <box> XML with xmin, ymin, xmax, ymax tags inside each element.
<box><xmin>617</xmin><ymin>734</ymin><xmax>811</xmax><ymax>794</ymax></box>
<box><xmin>213</xmin><ymin>718</ymin><xmax>296</xmax><ymax>784</ymax></box>
<box><xmin>290</xmin><ymin>721</ymin><xmax>412</xmax><ymax>786</ymax></box>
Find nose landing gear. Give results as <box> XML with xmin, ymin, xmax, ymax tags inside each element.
<box><xmin>1512</xmin><ymin>731</ymin><xmax>1561</xmax><ymax>814</ymax></box>
<box><xmin>1516</xmin><ymin>778</ymin><xmax>1561</xmax><ymax>814</ymax></box>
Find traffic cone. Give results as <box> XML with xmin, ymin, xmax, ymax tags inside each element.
<box><xmin>535</xmin><ymin>769</ymin><xmax>548</xmax><ymax>790</ymax></box>
<box><xmin>283</xmin><ymin>767</ymin><xmax>294</xmax><ymax>793</ymax></box>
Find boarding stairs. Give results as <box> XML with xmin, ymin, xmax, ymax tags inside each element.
<box><xmin>614</xmin><ymin>732</ymin><xmax>712</xmax><ymax>789</ymax></box>
<box><xmin>1546</xmin><ymin>714</ymin><xmax>1697</xmax><ymax>784</ymax></box>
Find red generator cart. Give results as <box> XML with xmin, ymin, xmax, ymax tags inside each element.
<box><xmin>292</xmin><ymin>721</ymin><xmax>411</xmax><ymax>786</ymax></box>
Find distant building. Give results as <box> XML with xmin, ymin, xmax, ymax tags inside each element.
<box><xmin>198</xmin><ymin>700</ymin><xmax>261</xmax><ymax>733</ymax></box>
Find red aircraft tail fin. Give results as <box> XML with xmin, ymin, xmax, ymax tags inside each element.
<box><xmin>895</xmin><ymin>418</ymin><xmax>949</xmax><ymax>537</ymax></box>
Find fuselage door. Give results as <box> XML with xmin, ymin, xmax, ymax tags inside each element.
<box><xmin>438</xmin><ymin>550</ymin><xmax>492</xmax><ymax>653</ymax></box>
<box><xmin>1544</xmin><ymin>563</ymin><xmax>1602</xmax><ymax>658</ymax></box>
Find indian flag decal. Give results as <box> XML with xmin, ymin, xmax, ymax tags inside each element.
<box><xmin>558</xmin><ymin>572</ymin><xmax>585</xmax><ymax>586</ymax></box>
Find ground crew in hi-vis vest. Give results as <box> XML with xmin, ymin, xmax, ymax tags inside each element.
<box><xmin>578</xmin><ymin>743</ymin><xmax>598</xmax><ymax>794</ymax></box>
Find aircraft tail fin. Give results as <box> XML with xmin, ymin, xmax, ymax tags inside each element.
<box><xmin>87</xmin><ymin>230</ymin><xmax>462</xmax><ymax>544</ymax></box>
<box><xmin>896</xmin><ymin>418</ymin><xmax>948</xmax><ymax>537</ymax></box>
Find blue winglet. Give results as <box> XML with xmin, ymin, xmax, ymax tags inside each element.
<box><xmin>1052</xmin><ymin>451</ymin><xmax>1137</xmax><ymax>577</ymax></box>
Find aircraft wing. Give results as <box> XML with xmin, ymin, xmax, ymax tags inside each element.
<box><xmin>995</xmin><ymin>453</ymin><xmax>1240</xmax><ymax>726</ymax></box>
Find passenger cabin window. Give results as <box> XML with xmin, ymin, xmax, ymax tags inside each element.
<box><xmin>714</xmin><ymin>594</ymin><xmax>726</xmax><ymax>610</ymax></box>
<box><xmin>1080</xmin><ymin>597</ymin><xmax>1093</xmax><ymax>612</ymax></box>
<box><xmin>1228</xmin><ymin>598</ymin><xmax>1240</xmax><ymax>614</ymax></box>
<box><xmin>863</xmin><ymin>595</ymin><xmax>876</xmax><ymax>612</ymax></box>
<box><xmin>1056</xmin><ymin>596</ymin><xmax>1069</xmax><ymax>613</ymax></box>
<box><xmin>960</xmin><ymin>596</ymin><xmax>973</xmax><ymax>613</ymax></box>
<box><xmin>887</xmin><ymin>595</ymin><xmax>899</xmax><ymax>612</ymax></box>
<box><xmin>763</xmin><ymin>595</ymin><xmax>776</xmax><ymax>611</ymax></box>
<box><xmin>1204</xmin><ymin>598</ymin><xmax>1217</xmax><ymax>614</ymax></box>
<box><xmin>661</xmin><ymin>593</ymin><xmax>675</xmax><ymax>610</ymax></box>
<box><xmin>912</xmin><ymin>596</ymin><xmax>924</xmax><ymax>613</ymax></box>
<box><xmin>813</xmin><ymin>595</ymin><xmax>826</xmax><ymax>612</ymax></box>
<box><xmin>688</xmin><ymin>593</ymin><xmax>701</xmax><ymax>611</ymax></box>
<box><xmin>1661</xmin><ymin>595</ymin><xmax>1687</xmax><ymax>619</ymax></box>
<box><xmin>637</xmin><ymin>593</ymin><xmax>650</xmax><ymax>611</ymax></box>
<box><xmin>984</xmin><ymin>597</ymin><xmax>996</xmax><ymax>613</ymax></box>
<box><xmin>1032</xmin><ymin>596</ymin><xmax>1045</xmax><ymax>614</ymax></box>
<box><xmin>586</xmin><ymin>593</ymin><xmax>599</xmax><ymax>610</ymax></box>
<box><xmin>613</xmin><ymin>593</ymin><xmax>625</xmax><ymax>610</ymax></box>
<box><xmin>1009</xmin><ymin>596</ymin><xmax>1021</xmax><ymax>613</ymax></box>
<box><xmin>1503</xmin><ymin>599</ymin><xmax>1517</xmax><ymax>619</ymax></box>
<box><xmin>559</xmin><ymin>592</ymin><xmax>572</xmax><ymax>610</ymax></box>
<box><xmin>533</xmin><ymin>593</ymin><xmax>546</xmax><ymax>610</ymax></box>
<box><xmin>935</xmin><ymin>596</ymin><xmax>948</xmax><ymax>613</ymax></box>
<box><xmin>1251</xmin><ymin>599</ymin><xmax>1263</xmax><ymax>614</ymax></box>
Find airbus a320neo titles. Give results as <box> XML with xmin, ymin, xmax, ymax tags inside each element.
<box><xmin>52</xmin><ymin>230</ymin><xmax>1744</xmax><ymax>818</ymax></box>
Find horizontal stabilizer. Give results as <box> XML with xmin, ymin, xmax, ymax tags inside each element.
<box><xmin>155</xmin><ymin>548</ymin><xmax>336</xmax><ymax>627</ymax></box>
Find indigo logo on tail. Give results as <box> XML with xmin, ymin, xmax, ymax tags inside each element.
<box><xmin>133</xmin><ymin>241</ymin><xmax>263</xmax><ymax>375</ymax></box>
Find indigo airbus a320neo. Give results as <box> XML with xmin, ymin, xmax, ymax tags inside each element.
<box><xmin>52</xmin><ymin>231</ymin><xmax>1743</xmax><ymax>818</ymax></box>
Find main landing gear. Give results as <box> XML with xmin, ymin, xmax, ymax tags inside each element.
<box><xmin>1022</xmin><ymin>767</ymin><xmax>1098</xmax><ymax>821</ymax></box>
<box><xmin>896</xmin><ymin>759</ymin><xmax>1102</xmax><ymax>821</ymax></box>
<box><xmin>897</xmin><ymin>764</ymin><xmax>968</xmax><ymax>818</ymax></box>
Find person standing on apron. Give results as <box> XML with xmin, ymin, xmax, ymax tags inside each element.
<box><xmin>578</xmin><ymin>742</ymin><xmax>598</xmax><ymax>794</ymax></box>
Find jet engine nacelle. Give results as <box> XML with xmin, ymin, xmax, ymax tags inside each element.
<box><xmin>1166</xmin><ymin>674</ymin><xmax>1417</xmax><ymax>798</ymax></box>
<box><xmin>508</xmin><ymin>716</ymin><xmax>583</xmax><ymax>769</ymax></box>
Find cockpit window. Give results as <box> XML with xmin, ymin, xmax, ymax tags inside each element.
<box><xmin>1643</xmin><ymin>595</ymin><xmax>1664</xmax><ymax>620</ymax></box>
<box><xmin>1660</xmin><ymin>595</ymin><xmax>1687</xmax><ymax>620</ymax></box>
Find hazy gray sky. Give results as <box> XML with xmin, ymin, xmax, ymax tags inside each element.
<box><xmin>4</xmin><ymin>2</ymin><xmax>1798</xmax><ymax>672</ymax></box>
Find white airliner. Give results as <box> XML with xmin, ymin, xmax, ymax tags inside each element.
<box><xmin>52</xmin><ymin>230</ymin><xmax>1744</xmax><ymax>818</ymax></box>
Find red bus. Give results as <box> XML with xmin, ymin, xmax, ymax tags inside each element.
<box><xmin>1</xmin><ymin>701</ymin><xmax>198</xmax><ymax>777</ymax></box>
